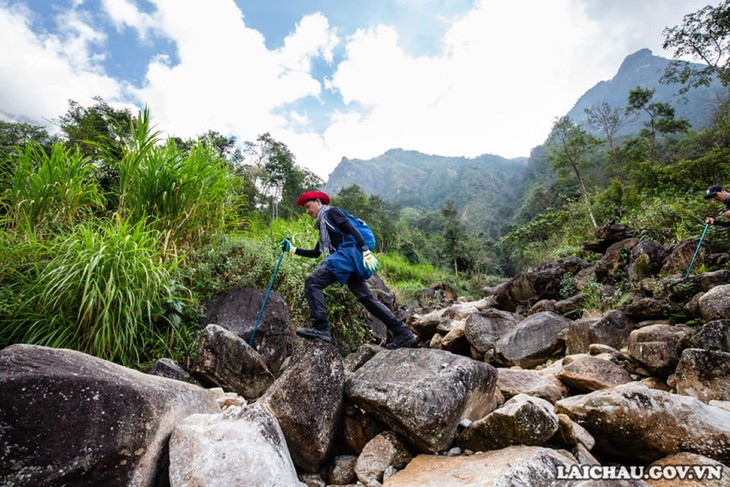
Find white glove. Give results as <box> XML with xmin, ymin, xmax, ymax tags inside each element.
<box><xmin>363</xmin><ymin>250</ymin><xmax>380</xmax><ymax>272</ymax></box>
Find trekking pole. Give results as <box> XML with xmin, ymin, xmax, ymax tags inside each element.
<box><xmin>685</xmin><ymin>222</ymin><xmax>710</xmax><ymax>278</ymax></box>
<box><xmin>248</xmin><ymin>249</ymin><xmax>285</xmax><ymax>348</ymax></box>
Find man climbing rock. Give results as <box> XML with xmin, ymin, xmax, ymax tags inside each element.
<box><xmin>280</xmin><ymin>190</ymin><xmax>417</xmax><ymax>349</ymax></box>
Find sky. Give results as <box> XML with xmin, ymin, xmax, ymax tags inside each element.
<box><xmin>0</xmin><ymin>0</ymin><xmax>714</xmax><ymax>180</ymax></box>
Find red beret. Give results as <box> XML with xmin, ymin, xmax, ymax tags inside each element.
<box><xmin>297</xmin><ymin>191</ymin><xmax>330</xmax><ymax>206</ymax></box>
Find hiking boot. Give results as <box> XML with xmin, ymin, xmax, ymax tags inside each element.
<box><xmin>386</xmin><ymin>326</ymin><xmax>417</xmax><ymax>350</ymax></box>
<box><xmin>296</xmin><ymin>326</ymin><xmax>331</xmax><ymax>342</ymax></box>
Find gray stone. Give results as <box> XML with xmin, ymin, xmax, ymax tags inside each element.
<box><xmin>261</xmin><ymin>341</ymin><xmax>344</xmax><ymax>472</ymax></box>
<box><xmin>0</xmin><ymin>344</ymin><xmax>219</xmax><ymax>487</ymax></box>
<box><xmin>346</xmin><ymin>348</ymin><xmax>497</xmax><ymax>453</ymax></box>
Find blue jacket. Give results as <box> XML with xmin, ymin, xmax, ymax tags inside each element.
<box><xmin>295</xmin><ymin>207</ymin><xmax>372</xmax><ymax>283</ymax></box>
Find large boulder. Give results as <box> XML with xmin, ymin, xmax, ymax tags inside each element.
<box><xmin>566</xmin><ymin>310</ymin><xmax>634</xmax><ymax>355</ymax></box>
<box><xmin>493</xmin><ymin>311</ymin><xmax>571</xmax><ymax>368</ymax></box>
<box><xmin>382</xmin><ymin>446</ymin><xmax>578</xmax><ymax>487</ymax></box>
<box><xmin>496</xmin><ymin>368</ymin><xmax>564</xmax><ymax>403</ymax></box>
<box><xmin>0</xmin><ymin>344</ymin><xmax>219</xmax><ymax>487</ymax></box>
<box><xmin>671</xmin><ymin>348</ymin><xmax>730</xmax><ymax>403</ymax></box>
<box><xmin>627</xmin><ymin>324</ymin><xmax>691</xmax><ymax>376</ymax></box>
<box><xmin>463</xmin><ymin>308</ymin><xmax>522</xmax><ymax>357</ymax></box>
<box><xmin>595</xmin><ymin>238</ymin><xmax>640</xmax><ymax>282</ymax></box>
<box><xmin>699</xmin><ymin>284</ymin><xmax>730</xmax><ymax>321</ymax></box>
<box><xmin>557</xmin><ymin>354</ymin><xmax>633</xmax><ymax>392</ymax></box>
<box><xmin>556</xmin><ymin>382</ymin><xmax>730</xmax><ymax>463</ymax></box>
<box><xmin>189</xmin><ymin>324</ymin><xmax>275</xmax><ymax>400</ymax></box>
<box><xmin>676</xmin><ymin>319</ymin><xmax>730</xmax><ymax>353</ymax></box>
<box><xmin>346</xmin><ymin>348</ymin><xmax>498</xmax><ymax>453</ymax></box>
<box><xmin>203</xmin><ymin>287</ymin><xmax>291</xmax><ymax>374</ymax></box>
<box><xmin>168</xmin><ymin>404</ymin><xmax>304</xmax><ymax>487</ymax></box>
<box><xmin>456</xmin><ymin>394</ymin><xmax>559</xmax><ymax>451</ymax></box>
<box><xmin>660</xmin><ymin>239</ymin><xmax>710</xmax><ymax>276</ymax></box>
<box><xmin>491</xmin><ymin>257</ymin><xmax>587</xmax><ymax>312</ymax></box>
<box><xmin>260</xmin><ymin>341</ymin><xmax>345</xmax><ymax>472</ymax></box>
<box><xmin>627</xmin><ymin>240</ymin><xmax>666</xmax><ymax>282</ymax></box>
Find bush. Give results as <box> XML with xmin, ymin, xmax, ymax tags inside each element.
<box><xmin>3</xmin><ymin>218</ymin><xmax>189</xmax><ymax>367</ymax></box>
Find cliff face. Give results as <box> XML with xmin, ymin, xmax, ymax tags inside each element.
<box><xmin>567</xmin><ymin>48</ymin><xmax>725</xmax><ymax>135</ymax></box>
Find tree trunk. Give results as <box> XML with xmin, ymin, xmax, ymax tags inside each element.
<box><xmin>572</xmin><ymin>164</ymin><xmax>597</xmax><ymax>228</ymax></box>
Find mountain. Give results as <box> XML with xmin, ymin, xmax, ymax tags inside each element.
<box><xmin>324</xmin><ymin>149</ymin><xmax>527</xmax><ymax>233</ymax></box>
<box><xmin>567</xmin><ymin>48</ymin><xmax>725</xmax><ymax>134</ymax></box>
<box><xmin>324</xmin><ymin>49</ymin><xmax>725</xmax><ymax>234</ymax></box>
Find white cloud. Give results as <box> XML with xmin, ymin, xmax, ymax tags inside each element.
<box><xmin>0</xmin><ymin>3</ymin><xmax>120</xmax><ymax>124</ymax></box>
<box><xmin>0</xmin><ymin>0</ymin><xmax>716</xmax><ymax>181</ymax></box>
<box><xmin>101</xmin><ymin>0</ymin><xmax>158</xmax><ymax>40</ymax></box>
<box><xmin>127</xmin><ymin>1</ymin><xmax>341</xmax><ymax>178</ymax></box>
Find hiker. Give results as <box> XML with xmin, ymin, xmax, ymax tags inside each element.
<box><xmin>279</xmin><ymin>190</ymin><xmax>417</xmax><ymax>349</ymax></box>
<box><xmin>704</xmin><ymin>185</ymin><xmax>730</xmax><ymax>227</ymax></box>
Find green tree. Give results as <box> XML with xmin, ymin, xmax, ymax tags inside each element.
<box><xmin>584</xmin><ymin>101</ymin><xmax>635</xmax><ymax>151</ymax></box>
<box><xmin>626</xmin><ymin>87</ymin><xmax>691</xmax><ymax>161</ymax></box>
<box><xmin>662</xmin><ymin>1</ymin><xmax>730</xmax><ymax>92</ymax></box>
<box><xmin>56</xmin><ymin>97</ymin><xmax>135</xmax><ymax>162</ymax></box>
<box><xmin>547</xmin><ymin>116</ymin><xmax>601</xmax><ymax>227</ymax></box>
<box><xmin>243</xmin><ymin>133</ymin><xmax>322</xmax><ymax>220</ymax></box>
<box><xmin>441</xmin><ymin>199</ymin><xmax>466</xmax><ymax>275</ymax></box>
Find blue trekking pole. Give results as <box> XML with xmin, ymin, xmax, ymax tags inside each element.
<box><xmin>685</xmin><ymin>223</ymin><xmax>710</xmax><ymax>278</ymax></box>
<box><xmin>248</xmin><ymin>248</ymin><xmax>285</xmax><ymax>348</ymax></box>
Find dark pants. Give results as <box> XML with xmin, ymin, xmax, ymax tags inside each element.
<box><xmin>304</xmin><ymin>264</ymin><xmax>402</xmax><ymax>330</ymax></box>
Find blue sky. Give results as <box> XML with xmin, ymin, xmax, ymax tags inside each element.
<box><xmin>0</xmin><ymin>0</ymin><xmax>713</xmax><ymax>179</ymax></box>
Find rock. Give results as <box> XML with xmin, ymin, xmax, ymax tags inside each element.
<box><xmin>622</xmin><ymin>298</ymin><xmax>683</xmax><ymax>322</ymax></box>
<box><xmin>492</xmin><ymin>267</ymin><xmax>563</xmax><ymax>312</ymax></box>
<box><xmin>627</xmin><ymin>240</ymin><xmax>666</xmax><ymax>282</ymax></box>
<box><xmin>595</xmin><ymin>221</ymin><xmax>635</xmax><ymax>244</ymax></box>
<box><xmin>463</xmin><ymin>309</ymin><xmax>522</xmax><ymax>357</ymax></box>
<box><xmin>676</xmin><ymin>319</ymin><xmax>730</xmax><ymax>353</ymax></box>
<box><xmin>493</xmin><ymin>311</ymin><xmax>571</xmax><ymax>368</ymax></box>
<box><xmin>355</xmin><ymin>431</ymin><xmax>412</xmax><ymax>487</ymax></box>
<box><xmin>382</xmin><ymin>446</ymin><xmax>578</xmax><ymax>487</ymax></box>
<box><xmin>189</xmin><ymin>324</ymin><xmax>275</xmax><ymax>400</ymax></box>
<box><xmin>149</xmin><ymin>357</ymin><xmax>201</xmax><ymax>385</ymax></box>
<box><xmin>439</xmin><ymin>323</ymin><xmax>471</xmax><ymax>356</ymax></box>
<box><xmin>346</xmin><ymin>348</ymin><xmax>498</xmax><ymax>453</ymax></box>
<box><xmin>496</xmin><ymin>368</ymin><xmax>564</xmax><ymax>403</ymax></box>
<box><xmin>627</xmin><ymin>324</ymin><xmax>691</xmax><ymax>376</ymax></box>
<box><xmin>672</xmin><ymin>348</ymin><xmax>730</xmax><ymax>403</ymax></box>
<box><xmin>456</xmin><ymin>394</ymin><xmax>559</xmax><ymax>451</ymax></box>
<box><xmin>699</xmin><ymin>284</ymin><xmax>730</xmax><ymax>321</ymax></box>
<box><xmin>566</xmin><ymin>310</ymin><xmax>634</xmax><ymax>354</ymax></box>
<box><xmin>168</xmin><ymin>404</ymin><xmax>304</xmax><ymax>487</ymax></box>
<box><xmin>660</xmin><ymin>239</ymin><xmax>710</xmax><ymax>276</ymax></box>
<box><xmin>554</xmin><ymin>413</ymin><xmax>596</xmax><ymax>450</ymax></box>
<box><xmin>338</xmin><ymin>402</ymin><xmax>386</xmax><ymax>455</ymax></box>
<box><xmin>555</xmin><ymin>382</ymin><xmax>730</xmax><ymax>463</ymax></box>
<box><xmin>557</xmin><ymin>354</ymin><xmax>633</xmax><ymax>392</ymax></box>
<box><xmin>203</xmin><ymin>287</ymin><xmax>291</xmax><ymax>374</ymax></box>
<box><xmin>646</xmin><ymin>452</ymin><xmax>729</xmax><ymax>487</ymax></box>
<box><xmin>0</xmin><ymin>344</ymin><xmax>219</xmax><ymax>487</ymax></box>
<box><xmin>595</xmin><ymin>238</ymin><xmax>640</xmax><ymax>281</ymax></box>
<box><xmin>328</xmin><ymin>455</ymin><xmax>358</xmax><ymax>486</ymax></box>
<box><xmin>260</xmin><ymin>341</ymin><xmax>344</xmax><ymax>472</ymax></box>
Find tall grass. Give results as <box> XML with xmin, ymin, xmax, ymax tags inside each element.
<box><xmin>4</xmin><ymin>217</ymin><xmax>189</xmax><ymax>367</ymax></box>
<box><xmin>127</xmin><ymin>140</ymin><xmax>243</xmax><ymax>246</ymax></box>
<box><xmin>3</xmin><ymin>141</ymin><xmax>102</xmax><ymax>236</ymax></box>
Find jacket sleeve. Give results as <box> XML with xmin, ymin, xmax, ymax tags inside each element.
<box><xmin>294</xmin><ymin>243</ymin><xmax>322</xmax><ymax>258</ymax></box>
<box><xmin>328</xmin><ymin>208</ymin><xmax>368</xmax><ymax>251</ymax></box>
